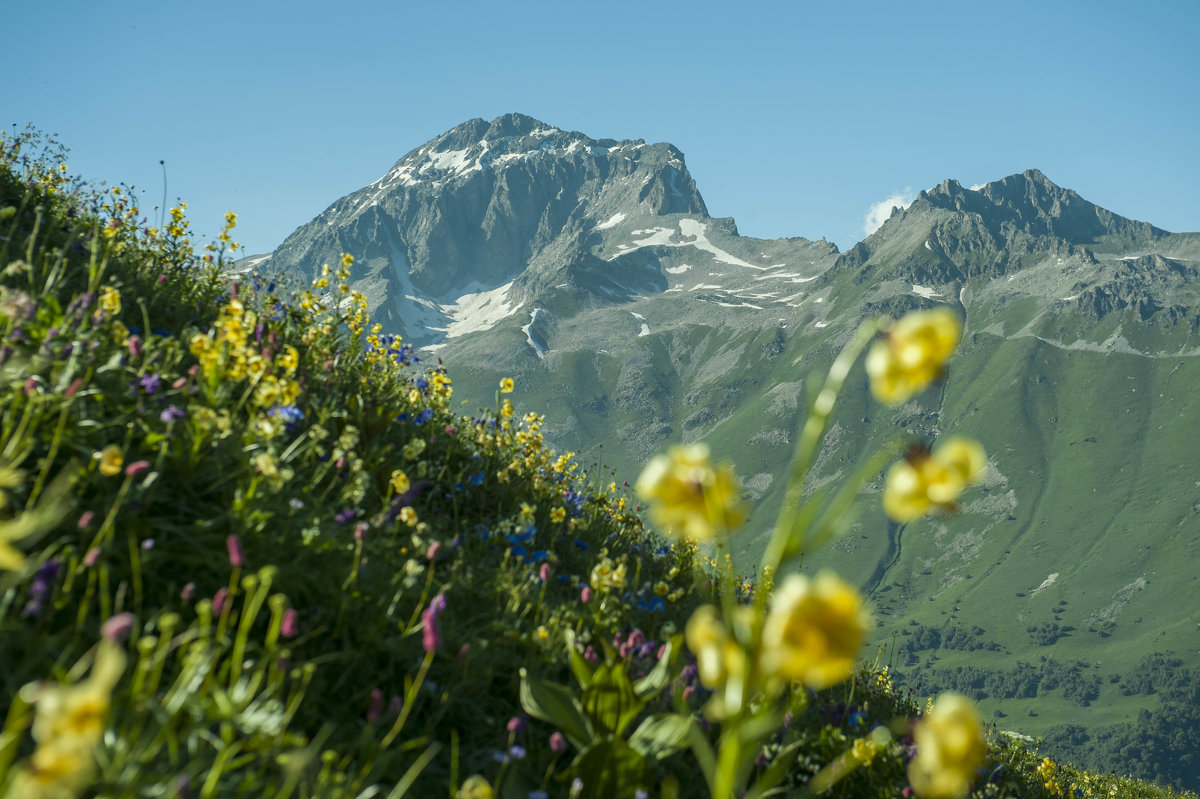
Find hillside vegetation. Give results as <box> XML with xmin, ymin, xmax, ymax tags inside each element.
<box><xmin>0</xmin><ymin>129</ymin><xmax>1192</xmax><ymax>799</ymax></box>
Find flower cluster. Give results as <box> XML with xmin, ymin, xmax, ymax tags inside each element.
<box><xmin>883</xmin><ymin>438</ymin><xmax>987</xmax><ymax>523</ymax></box>
<box><xmin>865</xmin><ymin>307</ymin><xmax>962</xmax><ymax>404</ymax></box>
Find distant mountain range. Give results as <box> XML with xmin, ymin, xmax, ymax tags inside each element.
<box><xmin>246</xmin><ymin>113</ymin><xmax>1200</xmax><ymax>788</ymax></box>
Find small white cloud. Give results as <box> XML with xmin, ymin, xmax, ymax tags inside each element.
<box><xmin>863</xmin><ymin>190</ymin><xmax>915</xmax><ymax>237</ymax></box>
<box><xmin>969</xmin><ymin>183</ymin><xmax>986</xmax><ymax>191</ymax></box>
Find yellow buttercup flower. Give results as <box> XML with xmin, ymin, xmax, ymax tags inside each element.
<box><xmin>390</xmin><ymin>470</ymin><xmax>410</xmax><ymax>495</ymax></box>
<box><xmin>96</xmin><ymin>445</ymin><xmax>123</xmax><ymax>477</ymax></box>
<box><xmin>499</xmin><ymin>377</ymin><xmax>514</xmax><ymax>394</ymax></box>
<box><xmin>685</xmin><ymin>604</ymin><xmax>752</xmax><ymax>718</ymax></box>
<box><xmin>589</xmin><ymin>556</ymin><xmax>627</xmax><ymax>593</ymax></box>
<box><xmin>635</xmin><ymin>443</ymin><xmax>746</xmax><ymax>541</ymax></box>
<box><xmin>759</xmin><ymin>571</ymin><xmax>870</xmax><ymax>689</ymax></box>
<box><xmin>98</xmin><ymin>286</ymin><xmax>121</xmax><ymax>315</ymax></box>
<box><xmin>883</xmin><ymin>438</ymin><xmax>986</xmax><ymax>523</ymax></box>
<box><xmin>457</xmin><ymin>775</ymin><xmax>494</xmax><ymax>799</ymax></box>
<box><xmin>865</xmin><ymin>308</ymin><xmax>962</xmax><ymax>404</ymax></box>
<box><xmin>908</xmin><ymin>693</ymin><xmax>986</xmax><ymax>799</ymax></box>
<box><xmin>550</xmin><ymin>506</ymin><xmax>566</xmax><ymax>523</ymax></box>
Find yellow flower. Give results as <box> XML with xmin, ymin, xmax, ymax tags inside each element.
<box><xmin>590</xmin><ymin>557</ymin><xmax>627</xmax><ymax>593</ymax></box>
<box><xmin>883</xmin><ymin>438</ymin><xmax>987</xmax><ymax>523</ymax></box>
<box><xmin>276</xmin><ymin>345</ymin><xmax>299</xmax><ymax>374</ymax></box>
<box><xmin>390</xmin><ymin>470</ymin><xmax>410</xmax><ymax>495</ymax></box>
<box><xmin>340</xmin><ymin>253</ymin><xmax>355</xmax><ymax>268</ymax></box>
<box><xmin>851</xmin><ymin>736</ymin><xmax>880</xmax><ymax>765</ymax></box>
<box><xmin>400</xmin><ymin>507</ymin><xmax>418</xmax><ymax>527</ymax></box>
<box><xmin>499</xmin><ymin>377</ymin><xmax>514</xmax><ymax>394</ymax></box>
<box><xmin>865</xmin><ymin>308</ymin><xmax>962</xmax><ymax>404</ymax></box>
<box><xmin>635</xmin><ymin>443</ymin><xmax>746</xmax><ymax>541</ymax></box>
<box><xmin>98</xmin><ymin>286</ymin><xmax>121</xmax><ymax>315</ymax></box>
<box><xmin>759</xmin><ymin>571</ymin><xmax>870</xmax><ymax>689</ymax></box>
<box><xmin>96</xmin><ymin>445</ymin><xmax>123</xmax><ymax>477</ymax></box>
<box><xmin>550</xmin><ymin>506</ymin><xmax>566</xmax><ymax>523</ymax></box>
<box><xmin>457</xmin><ymin>775</ymin><xmax>494</xmax><ymax>799</ymax></box>
<box><xmin>685</xmin><ymin>604</ymin><xmax>752</xmax><ymax>718</ymax></box>
<box><xmin>908</xmin><ymin>693</ymin><xmax>986</xmax><ymax>799</ymax></box>
<box><xmin>32</xmin><ymin>640</ymin><xmax>126</xmax><ymax>746</ymax></box>
<box><xmin>519</xmin><ymin>502</ymin><xmax>536</xmax><ymax>523</ymax></box>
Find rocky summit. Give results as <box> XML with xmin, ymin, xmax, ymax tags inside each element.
<box><xmin>248</xmin><ymin>114</ymin><xmax>1200</xmax><ymax>787</ymax></box>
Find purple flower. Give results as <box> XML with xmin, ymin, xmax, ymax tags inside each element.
<box><xmin>508</xmin><ymin>745</ymin><xmax>526</xmax><ymax>760</ymax></box>
<box><xmin>138</xmin><ymin>372</ymin><xmax>160</xmax><ymax>394</ymax></box>
<box><xmin>335</xmin><ymin>508</ymin><xmax>356</xmax><ymax>525</ymax></box>
<box><xmin>160</xmin><ymin>404</ymin><xmax>186</xmax><ymax>423</ymax></box>
<box><xmin>549</xmin><ymin>731</ymin><xmax>567</xmax><ymax>753</ymax></box>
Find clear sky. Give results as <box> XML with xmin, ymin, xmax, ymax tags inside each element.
<box><xmin>5</xmin><ymin>0</ymin><xmax>1197</xmax><ymax>255</ymax></box>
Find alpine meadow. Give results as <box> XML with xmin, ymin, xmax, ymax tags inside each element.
<box><xmin>1</xmin><ymin>109</ymin><xmax>1199</xmax><ymax>799</ymax></box>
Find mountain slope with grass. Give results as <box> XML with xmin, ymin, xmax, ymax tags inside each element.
<box><xmin>2</xmin><ymin>133</ymin><xmax>1194</xmax><ymax>799</ymax></box>
<box><xmin>247</xmin><ymin>115</ymin><xmax>1200</xmax><ymax>790</ymax></box>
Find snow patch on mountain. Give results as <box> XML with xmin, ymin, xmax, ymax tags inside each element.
<box><xmin>596</xmin><ymin>212</ymin><xmax>626</xmax><ymax>231</ymax></box>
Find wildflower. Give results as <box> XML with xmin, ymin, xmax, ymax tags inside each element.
<box><xmin>457</xmin><ymin>775</ymin><xmax>494</xmax><ymax>799</ymax></box>
<box><xmin>580</xmin><ymin>586</ymin><xmax>592</xmax><ymax>603</ymax></box>
<box><xmin>550</xmin><ymin>506</ymin><xmax>566</xmax><ymax>523</ymax></box>
<box><xmin>499</xmin><ymin>377</ymin><xmax>514</xmax><ymax>394</ymax></box>
<box><xmin>549</xmin><ymin>731</ymin><xmax>567</xmax><ymax>753</ymax></box>
<box><xmin>226</xmin><ymin>535</ymin><xmax>244</xmax><ymax>568</ymax></box>
<box><xmin>421</xmin><ymin>597</ymin><xmax>445</xmax><ymax>652</ymax></box>
<box><xmin>340</xmin><ymin>252</ymin><xmax>355</xmax><ymax>268</ymax></box>
<box><xmin>759</xmin><ymin>571</ymin><xmax>870</xmax><ymax>689</ymax></box>
<box><xmin>590</xmin><ymin>557</ymin><xmax>627</xmax><ymax>593</ymax></box>
<box><xmin>281</xmin><ymin>609</ymin><xmax>298</xmax><ymax>638</ymax></box>
<box><xmin>390</xmin><ymin>469</ymin><xmax>410</xmax><ymax>495</ymax></box>
<box><xmin>96</xmin><ymin>445</ymin><xmax>123</xmax><ymax>477</ymax></box>
<box><xmin>865</xmin><ymin>307</ymin><xmax>962</xmax><ymax>404</ymax></box>
<box><xmin>10</xmin><ymin>638</ymin><xmax>127</xmax><ymax>797</ymax></box>
<box><xmin>635</xmin><ymin>443</ymin><xmax>746</xmax><ymax>541</ymax></box>
<box><xmin>124</xmin><ymin>460</ymin><xmax>150</xmax><ymax>477</ymax></box>
<box><xmin>908</xmin><ymin>693</ymin><xmax>986</xmax><ymax>799</ymax></box>
<box><xmin>519</xmin><ymin>502</ymin><xmax>536</xmax><ymax>523</ymax></box>
<box><xmin>883</xmin><ymin>438</ymin><xmax>987</xmax><ymax>523</ymax></box>
<box><xmin>98</xmin><ymin>286</ymin><xmax>121</xmax><ymax>315</ymax></box>
<box><xmin>852</xmin><ymin>736</ymin><xmax>880</xmax><ymax>765</ymax></box>
<box><xmin>685</xmin><ymin>604</ymin><xmax>750</xmax><ymax>718</ymax></box>
<box><xmin>399</xmin><ymin>507</ymin><xmax>419</xmax><ymax>527</ymax></box>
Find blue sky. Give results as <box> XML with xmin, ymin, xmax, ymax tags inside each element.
<box><xmin>5</xmin><ymin>0</ymin><xmax>1198</xmax><ymax>255</ymax></box>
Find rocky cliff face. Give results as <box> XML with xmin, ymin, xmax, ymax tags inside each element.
<box><xmin>257</xmin><ymin>112</ymin><xmax>715</xmax><ymax>345</ymax></box>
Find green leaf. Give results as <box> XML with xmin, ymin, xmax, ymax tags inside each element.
<box><xmin>632</xmin><ymin>634</ymin><xmax>680</xmax><ymax>699</ymax></box>
<box><xmin>518</xmin><ymin>668</ymin><xmax>593</xmax><ymax>749</ymax></box>
<box><xmin>566</xmin><ymin>737</ymin><xmax>648</xmax><ymax>799</ymax></box>
<box><xmin>580</xmin><ymin>662</ymin><xmax>644</xmax><ymax>738</ymax></box>
<box><xmin>628</xmin><ymin>712</ymin><xmax>692</xmax><ymax>761</ymax></box>
<box><xmin>564</xmin><ymin>629</ymin><xmax>594</xmax><ymax>689</ymax></box>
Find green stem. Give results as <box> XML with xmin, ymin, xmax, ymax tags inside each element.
<box><xmin>760</xmin><ymin>318</ymin><xmax>881</xmax><ymax>581</ymax></box>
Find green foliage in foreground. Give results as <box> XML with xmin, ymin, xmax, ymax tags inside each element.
<box><xmin>0</xmin><ymin>130</ymin><xmax>1193</xmax><ymax>798</ymax></box>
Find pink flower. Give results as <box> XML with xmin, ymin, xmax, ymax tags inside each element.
<box><xmin>367</xmin><ymin>688</ymin><xmax>383</xmax><ymax>722</ymax></box>
<box><xmin>458</xmin><ymin>642</ymin><xmax>471</xmax><ymax>660</ymax></box>
<box><xmin>212</xmin><ymin>587</ymin><xmax>229</xmax><ymax>614</ymax></box>
<box><xmin>128</xmin><ymin>335</ymin><xmax>142</xmax><ymax>357</ymax></box>
<box><xmin>580</xmin><ymin>586</ymin><xmax>592</xmax><ymax>603</ymax></box>
<box><xmin>83</xmin><ymin>548</ymin><xmax>100</xmax><ymax>567</ymax></box>
<box><xmin>281</xmin><ymin>608</ymin><xmax>298</xmax><ymax>638</ymax></box>
<box><xmin>226</xmin><ymin>535</ymin><xmax>244</xmax><ymax>568</ymax></box>
<box><xmin>426</xmin><ymin>541</ymin><xmax>441</xmax><ymax>560</ymax></box>
<box><xmin>550</xmin><ymin>732</ymin><xmax>567</xmax><ymax>753</ymax></box>
<box><xmin>421</xmin><ymin>606</ymin><xmax>442</xmax><ymax>652</ymax></box>
<box><xmin>77</xmin><ymin>511</ymin><xmax>95</xmax><ymax>529</ymax></box>
<box><xmin>539</xmin><ymin>563</ymin><xmax>551</xmax><ymax>581</ymax></box>
<box><xmin>124</xmin><ymin>460</ymin><xmax>150</xmax><ymax>477</ymax></box>
<box><xmin>101</xmin><ymin>612</ymin><xmax>136</xmax><ymax>642</ymax></box>
<box><xmin>181</xmin><ymin>582</ymin><xmax>195</xmax><ymax>600</ymax></box>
